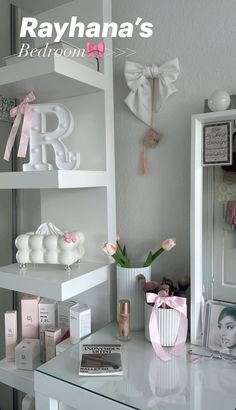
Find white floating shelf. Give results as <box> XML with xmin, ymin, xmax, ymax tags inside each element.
<box><xmin>0</xmin><ymin>170</ymin><xmax>108</xmax><ymax>189</ymax></box>
<box><xmin>0</xmin><ymin>262</ymin><xmax>110</xmax><ymax>301</ymax></box>
<box><xmin>0</xmin><ymin>359</ymin><xmax>34</xmax><ymax>396</ymax></box>
<box><xmin>10</xmin><ymin>0</ymin><xmax>73</xmax><ymax>15</ymax></box>
<box><xmin>192</xmin><ymin>109</ymin><xmax>236</xmax><ymax>124</ymax></box>
<box><xmin>0</xmin><ymin>55</ymin><xmax>105</xmax><ymax>101</ymax></box>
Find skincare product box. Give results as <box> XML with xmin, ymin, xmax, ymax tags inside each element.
<box><xmin>56</xmin><ymin>337</ymin><xmax>72</xmax><ymax>356</ymax></box>
<box><xmin>39</xmin><ymin>298</ymin><xmax>57</xmax><ymax>361</ymax></box>
<box><xmin>70</xmin><ymin>304</ymin><xmax>91</xmax><ymax>345</ymax></box>
<box><xmin>57</xmin><ymin>300</ymin><xmax>76</xmax><ymax>339</ymax></box>
<box><xmin>45</xmin><ymin>328</ymin><xmax>61</xmax><ymax>361</ymax></box>
<box><xmin>39</xmin><ymin>298</ymin><xmax>57</xmax><ymax>330</ymax></box>
<box><xmin>21</xmin><ymin>295</ymin><xmax>40</xmax><ymax>339</ymax></box>
<box><xmin>15</xmin><ymin>339</ymin><xmax>40</xmax><ymax>370</ymax></box>
<box><xmin>21</xmin><ymin>395</ymin><xmax>35</xmax><ymax>410</ymax></box>
<box><xmin>4</xmin><ymin>310</ymin><xmax>17</xmax><ymax>361</ymax></box>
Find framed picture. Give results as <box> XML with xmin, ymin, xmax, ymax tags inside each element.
<box><xmin>202</xmin><ymin>121</ymin><xmax>232</xmax><ymax>166</ymax></box>
<box><xmin>204</xmin><ymin>300</ymin><xmax>236</xmax><ymax>358</ymax></box>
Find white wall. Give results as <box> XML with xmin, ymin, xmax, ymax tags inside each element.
<box><xmin>112</xmin><ymin>0</ymin><xmax>236</xmax><ymax>281</ymax></box>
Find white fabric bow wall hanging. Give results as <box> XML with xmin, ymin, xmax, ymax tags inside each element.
<box><xmin>124</xmin><ymin>58</ymin><xmax>180</xmax><ymax>174</ymax></box>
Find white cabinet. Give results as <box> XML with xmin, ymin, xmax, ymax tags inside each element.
<box><xmin>0</xmin><ymin>0</ymin><xmax>116</xmax><ymax>399</ymax></box>
<box><xmin>191</xmin><ymin>109</ymin><xmax>236</xmax><ymax>343</ymax></box>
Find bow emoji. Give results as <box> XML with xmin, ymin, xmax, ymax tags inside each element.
<box><xmin>124</xmin><ymin>59</ymin><xmax>180</xmax><ymax>130</ymax></box>
<box><xmin>4</xmin><ymin>92</ymin><xmax>36</xmax><ymax>161</ymax></box>
<box><xmin>86</xmin><ymin>41</ymin><xmax>105</xmax><ymax>59</ymax></box>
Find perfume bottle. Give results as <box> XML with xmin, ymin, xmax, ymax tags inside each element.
<box><xmin>118</xmin><ymin>299</ymin><xmax>130</xmax><ymax>341</ymax></box>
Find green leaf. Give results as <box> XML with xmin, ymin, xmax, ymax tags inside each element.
<box><xmin>151</xmin><ymin>248</ymin><xmax>164</xmax><ymax>262</ymax></box>
<box><xmin>116</xmin><ymin>240</ymin><xmax>123</xmax><ymax>254</ymax></box>
<box><xmin>112</xmin><ymin>253</ymin><xmax>125</xmax><ymax>266</ymax></box>
<box><xmin>115</xmin><ymin>249</ymin><xmax>131</xmax><ymax>267</ymax></box>
<box><xmin>143</xmin><ymin>251</ymin><xmax>153</xmax><ymax>267</ymax></box>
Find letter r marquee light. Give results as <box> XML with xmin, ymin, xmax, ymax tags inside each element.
<box><xmin>24</xmin><ymin>103</ymin><xmax>80</xmax><ymax>171</ymax></box>
<box><xmin>4</xmin><ymin>97</ymin><xmax>80</xmax><ymax>171</ymax></box>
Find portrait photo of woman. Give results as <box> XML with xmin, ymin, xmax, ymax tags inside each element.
<box><xmin>204</xmin><ymin>301</ymin><xmax>236</xmax><ymax>357</ymax></box>
<box><xmin>217</xmin><ymin>307</ymin><xmax>236</xmax><ymax>351</ymax></box>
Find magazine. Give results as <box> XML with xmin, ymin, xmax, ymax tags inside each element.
<box><xmin>79</xmin><ymin>344</ymin><xmax>123</xmax><ymax>376</ymax></box>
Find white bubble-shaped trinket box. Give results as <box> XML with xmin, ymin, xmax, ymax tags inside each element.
<box><xmin>15</xmin><ymin>223</ymin><xmax>85</xmax><ymax>269</ymax></box>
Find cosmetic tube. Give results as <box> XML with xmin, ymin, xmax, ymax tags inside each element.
<box><xmin>118</xmin><ymin>299</ymin><xmax>130</xmax><ymax>341</ymax></box>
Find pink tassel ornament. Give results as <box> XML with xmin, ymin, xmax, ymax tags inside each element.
<box><xmin>140</xmin><ymin>128</ymin><xmax>160</xmax><ymax>174</ymax></box>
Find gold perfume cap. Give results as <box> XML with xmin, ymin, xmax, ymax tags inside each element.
<box><xmin>119</xmin><ymin>299</ymin><xmax>130</xmax><ymax>315</ymax></box>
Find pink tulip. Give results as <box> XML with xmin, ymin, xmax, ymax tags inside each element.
<box><xmin>116</xmin><ymin>233</ymin><xmax>120</xmax><ymax>241</ymax></box>
<box><xmin>162</xmin><ymin>238</ymin><xmax>176</xmax><ymax>251</ymax></box>
<box><xmin>101</xmin><ymin>242</ymin><xmax>117</xmax><ymax>256</ymax></box>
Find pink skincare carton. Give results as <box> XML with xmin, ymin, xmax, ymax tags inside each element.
<box><xmin>4</xmin><ymin>310</ymin><xmax>17</xmax><ymax>361</ymax></box>
<box><xmin>45</xmin><ymin>328</ymin><xmax>62</xmax><ymax>361</ymax></box>
<box><xmin>21</xmin><ymin>295</ymin><xmax>40</xmax><ymax>339</ymax></box>
<box><xmin>15</xmin><ymin>339</ymin><xmax>40</xmax><ymax>370</ymax></box>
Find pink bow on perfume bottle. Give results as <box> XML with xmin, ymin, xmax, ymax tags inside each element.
<box><xmin>86</xmin><ymin>41</ymin><xmax>105</xmax><ymax>58</ymax></box>
<box><xmin>4</xmin><ymin>92</ymin><xmax>36</xmax><ymax>161</ymax></box>
<box><xmin>146</xmin><ymin>293</ymin><xmax>188</xmax><ymax>361</ymax></box>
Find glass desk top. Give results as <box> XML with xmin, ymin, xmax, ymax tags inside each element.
<box><xmin>36</xmin><ymin>322</ymin><xmax>236</xmax><ymax>410</ymax></box>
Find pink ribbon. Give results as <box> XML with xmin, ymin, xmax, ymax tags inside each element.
<box><xmin>140</xmin><ymin>147</ymin><xmax>149</xmax><ymax>174</ymax></box>
<box><xmin>146</xmin><ymin>293</ymin><xmax>188</xmax><ymax>361</ymax></box>
<box><xmin>4</xmin><ymin>92</ymin><xmax>36</xmax><ymax>161</ymax></box>
<box><xmin>86</xmin><ymin>41</ymin><xmax>105</xmax><ymax>58</ymax></box>
<box><xmin>64</xmin><ymin>232</ymin><xmax>77</xmax><ymax>243</ymax></box>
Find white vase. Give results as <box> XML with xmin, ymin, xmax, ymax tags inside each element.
<box><xmin>145</xmin><ymin>303</ymin><xmax>187</xmax><ymax>347</ymax></box>
<box><xmin>117</xmin><ymin>265</ymin><xmax>151</xmax><ymax>331</ymax></box>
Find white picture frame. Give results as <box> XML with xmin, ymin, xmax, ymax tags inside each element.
<box><xmin>202</xmin><ymin>121</ymin><xmax>232</xmax><ymax>166</ymax></box>
<box><xmin>204</xmin><ymin>300</ymin><xmax>236</xmax><ymax>358</ymax></box>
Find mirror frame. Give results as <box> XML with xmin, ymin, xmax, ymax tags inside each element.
<box><xmin>190</xmin><ymin>108</ymin><xmax>236</xmax><ymax>344</ymax></box>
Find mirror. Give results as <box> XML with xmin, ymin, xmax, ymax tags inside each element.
<box><xmin>191</xmin><ymin>110</ymin><xmax>236</xmax><ymax>344</ymax></box>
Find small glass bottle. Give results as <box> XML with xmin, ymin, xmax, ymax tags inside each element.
<box><xmin>118</xmin><ymin>299</ymin><xmax>130</xmax><ymax>341</ymax></box>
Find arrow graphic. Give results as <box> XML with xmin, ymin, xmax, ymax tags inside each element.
<box><xmin>125</xmin><ymin>48</ymin><xmax>136</xmax><ymax>58</ymax></box>
<box><xmin>104</xmin><ymin>47</ymin><xmax>115</xmax><ymax>58</ymax></box>
<box><xmin>104</xmin><ymin>47</ymin><xmax>137</xmax><ymax>59</ymax></box>
<box><xmin>114</xmin><ymin>48</ymin><xmax>126</xmax><ymax>58</ymax></box>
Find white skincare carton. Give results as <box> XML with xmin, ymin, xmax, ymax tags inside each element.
<box><xmin>21</xmin><ymin>395</ymin><xmax>35</xmax><ymax>410</ymax></box>
<box><xmin>15</xmin><ymin>339</ymin><xmax>40</xmax><ymax>370</ymax></box>
<box><xmin>56</xmin><ymin>337</ymin><xmax>72</xmax><ymax>356</ymax></box>
<box><xmin>70</xmin><ymin>304</ymin><xmax>91</xmax><ymax>345</ymax></box>
<box><xmin>4</xmin><ymin>310</ymin><xmax>17</xmax><ymax>361</ymax></box>
<box><xmin>45</xmin><ymin>328</ymin><xmax>61</xmax><ymax>361</ymax></box>
<box><xmin>21</xmin><ymin>295</ymin><xmax>40</xmax><ymax>339</ymax></box>
<box><xmin>57</xmin><ymin>300</ymin><xmax>76</xmax><ymax>339</ymax></box>
<box><xmin>39</xmin><ymin>298</ymin><xmax>57</xmax><ymax>361</ymax></box>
